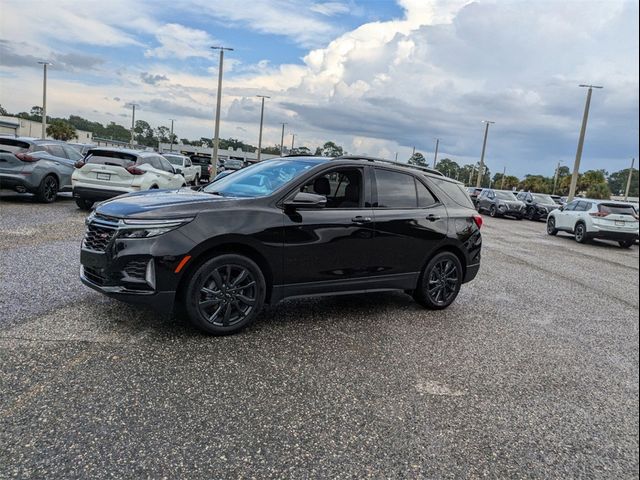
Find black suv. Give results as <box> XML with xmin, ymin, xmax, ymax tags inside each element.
<box><xmin>79</xmin><ymin>156</ymin><xmax>483</xmax><ymax>335</ymax></box>
<box><xmin>516</xmin><ymin>191</ymin><xmax>560</xmax><ymax>220</ymax></box>
<box><xmin>476</xmin><ymin>188</ymin><xmax>526</xmax><ymax>219</ymax></box>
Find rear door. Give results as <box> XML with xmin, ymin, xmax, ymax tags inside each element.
<box><xmin>370</xmin><ymin>168</ymin><xmax>448</xmax><ymax>283</ymax></box>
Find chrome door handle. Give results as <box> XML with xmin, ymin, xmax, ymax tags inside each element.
<box><xmin>351</xmin><ymin>216</ymin><xmax>372</xmax><ymax>224</ymax></box>
<box><xmin>426</xmin><ymin>214</ymin><xmax>441</xmax><ymax>221</ymax></box>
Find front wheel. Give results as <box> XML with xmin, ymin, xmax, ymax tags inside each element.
<box><xmin>36</xmin><ymin>175</ymin><xmax>58</xmax><ymax>203</ymax></box>
<box><xmin>75</xmin><ymin>198</ymin><xmax>94</xmax><ymax>211</ymax></box>
<box><xmin>489</xmin><ymin>205</ymin><xmax>498</xmax><ymax>217</ymax></box>
<box><xmin>184</xmin><ymin>254</ymin><xmax>266</xmax><ymax>335</ymax></box>
<box><xmin>546</xmin><ymin>217</ymin><xmax>558</xmax><ymax>236</ymax></box>
<box><xmin>619</xmin><ymin>240</ymin><xmax>635</xmax><ymax>249</ymax></box>
<box><xmin>525</xmin><ymin>207</ymin><xmax>536</xmax><ymax>221</ymax></box>
<box><xmin>413</xmin><ymin>252</ymin><xmax>463</xmax><ymax>310</ymax></box>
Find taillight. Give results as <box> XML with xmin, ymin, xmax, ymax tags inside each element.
<box><xmin>590</xmin><ymin>212</ymin><xmax>609</xmax><ymax>218</ymax></box>
<box><xmin>126</xmin><ymin>166</ymin><xmax>145</xmax><ymax>175</ymax></box>
<box><xmin>15</xmin><ymin>153</ymin><xmax>36</xmax><ymax>162</ymax></box>
<box><xmin>74</xmin><ymin>160</ymin><xmax>85</xmax><ymax>169</ymax></box>
<box><xmin>473</xmin><ymin>214</ymin><xmax>483</xmax><ymax>229</ymax></box>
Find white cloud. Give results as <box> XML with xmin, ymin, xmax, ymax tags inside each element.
<box><xmin>310</xmin><ymin>2</ymin><xmax>350</xmax><ymax>16</ymax></box>
<box><xmin>145</xmin><ymin>24</ymin><xmax>216</xmax><ymax>59</ymax></box>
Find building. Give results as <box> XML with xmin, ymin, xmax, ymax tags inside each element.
<box><xmin>0</xmin><ymin>115</ymin><xmax>93</xmax><ymax>142</ymax></box>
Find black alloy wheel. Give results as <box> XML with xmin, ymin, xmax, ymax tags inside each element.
<box><xmin>618</xmin><ymin>240</ymin><xmax>635</xmax><ymax>249</ymax></box>
<box><xmin>489</xmin><ymin>205</ymin><xmax>498</xmax><ymax>217</ymax></box>
<box><xmin>414</xmin><ymin>252</ymin><xmax>463</xmax><ymax>310</ymax></box>
<box><xmin>37</xmin><ymin>175</ymin><xmax>58</xmax><ymax>203</ymax></box>
<box><xmin>525</xmin><ymin>207</ymin><xmax>536</xmax><ymax>221</ymax></box>
<box><xmin>185</xmin><ymin>254</ymin><xmax>265</xmax><ymax>335</ymax></box>
<box><xmin>574</xmin><ymin>223</ymin><xmax>588</xmax><ymax>244</ymax></box>
<box><xmin>547</xmin><ymin>217</ymin><xmax>558</xmax><ymax>236</ymax></box>
<box><xmin>75</xmin><ymin>198</ymin><xmax>94</xmax><ymax>211</ymax></box>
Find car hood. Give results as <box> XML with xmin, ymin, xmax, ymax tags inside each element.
<box><xmin>95</xmin><ymin>188</ymin><xmax>237</xmax><ymax>219</ymax></box>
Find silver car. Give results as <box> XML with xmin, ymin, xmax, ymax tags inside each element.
<box><xmin>0</xmin><ymin>137</ymin><xmax>83</xmax><ymax>202</ymax></box>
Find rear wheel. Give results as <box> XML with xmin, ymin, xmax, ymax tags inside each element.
<box><xmin>546</xmin><ymin>216</ymin><xmax>558</xmax><ymax>236</ymax></box>
<box><xmin>193</xmin><ymin>175</ymin><xmax>200</xmax><ymax>186</ymax></box>
<box><xmin>184</xmin><ymin>254</ymin><xmax>266</xmax><ymax>335</ymax></box>
<box><xmin>574</xmin><ymin>222</ymin><xmax>588</xmax><ymax>244</ymax></box>
<box><xmin>489</xmin><ymin>205</ymin><xmax>498</xmax><ymax>217</ymax></box>
<box><xmin>413</xmin><ymin>252</ymin><xmax>463</xmax><ymax>310</ymax></box>
<box><xmin>619</xmin><ymin>240</ymin><xmax>635</xmax><ymax>249</ymax></box>
<box><xmin>75</xmin><ymin>198</ymin><xmax>94</xmax><ymax>211</ymax></box>
<box><xmin>36</xmin><ymin>175</ymin><xmax>58</xmax><ymax>203</ymax></box>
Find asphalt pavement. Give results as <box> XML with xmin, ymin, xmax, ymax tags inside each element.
<box><xmin>1</xmin><ymin>192</ymin><xmax>638</xmax><ymax>479</ymax></box>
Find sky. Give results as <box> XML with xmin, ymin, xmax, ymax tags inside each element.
<box><xmin>0</xmin><ymin>0</ymin><xmax>638</xmax><ymax>177</ymax></box>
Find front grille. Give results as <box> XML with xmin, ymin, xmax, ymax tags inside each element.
<box><xmin>123</xmin><ymin>259</ymin><xmax>147</xmax><ymax>280</ymax></box>
<box><xmin>83</xmin><ymin>223</ymin><xmax>117</xmax><ymax>252</ymax></box>
<box><xmin>83</xmin><ymin>266</ymin><xmax>107</xmax><ymax>286</ymax></box>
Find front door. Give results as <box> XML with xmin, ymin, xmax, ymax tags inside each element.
<box><xmin>281</xmin><ymin>166</ymin><xmax>374</xmax><ymax>296</ymax></box>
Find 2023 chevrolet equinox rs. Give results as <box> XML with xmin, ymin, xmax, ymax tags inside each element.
<box><xmin>79</xmin><ymin>155</ymin><xmax>483</xmax><ymax>335</ymax></box>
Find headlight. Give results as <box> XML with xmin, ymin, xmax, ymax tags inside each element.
<box><xmin>118</xmin><ymin>217</ymin><xmax>193</xmax><ymax>238</ymax></box>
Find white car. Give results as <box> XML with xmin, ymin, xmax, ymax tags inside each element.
<box><xmin>163</xmin><ymin>153</ymin><xmax>200</xmax><ymax>185</ymax></box>
<box><xmin>546</xmin><ymin>198</ymin><xmax>639</xmax><ymax>248</ymax></box>
<box><xmin>72</xmin><ymin>148</ymin><xmax>186</xmax><ymax>210</ymax></box>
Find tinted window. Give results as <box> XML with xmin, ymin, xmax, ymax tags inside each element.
<box><xmin>576</xmin><ymin>201</ymin><xmax>590</xmax><ymax>212</ymax></box>
<box><xmin>417</xmin><ymin>180</ymin><xmax>437</xmax><ymax>207</ymax></box>
<box><xmin>0</xmin><ymin>139</ymin><xmax>31</xmax><ymax>153</ymax></box>
<box><xmin>564</xmin><ymin>201</ymin><xmax>579</xmax><ymax>211</ymax></box>
<box><xmin>301</xmin><ymin>168</ymin><xmax>363</xmax><ymax>208</ymax></box>
<box><xmin>158</xmin><ymin>157</ymin><xmax>175</xmax><ymax>172</ymax></box>
<box><xmin>375</xmin><ymin>169</ymin><xmax>417</xmax><ymax>208</ymax></box>
<box><xmin>45</xmin><ymin>145</ymin><xmax>66</xmax><ymax>158</ymax></box>
<box><xmin>86</xmin><ymin>151</ymin><xmax>137</xmax><ymax>168</ymax></box>
<box><xmin>599</xmin><ymin>204</ymin><xmax>638</xmax><ymax>216</ymax></box>
<box><xmin>433</xmin><ymin>178</ymin><xmax>475</xmax><ymax>209</ymax></box>
<box><xmin>63</xmin><ymin>145</ymin><xmax>83</xmax><ymax>161</ymax></box>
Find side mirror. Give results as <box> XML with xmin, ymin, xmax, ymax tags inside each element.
<box><xmin>284</xmin><ymin>192</ymin><xmax>327</xmax><ymax>209</ymax></box>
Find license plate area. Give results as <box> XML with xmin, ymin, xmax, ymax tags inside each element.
<box><xmin>615</xmin><ymin>220</ymin><xmax>625</xmax><ymax>226</ymax></box>
<box><xmin>96</xmin><ymin>172</ymin><xmax>111</xmax><ymax>181</ymax></box>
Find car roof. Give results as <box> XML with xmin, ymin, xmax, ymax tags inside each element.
<box><xmin>3</xmin><ymin>137</ymin><xmax>67</xmax><ymax>145</ymax></box>
<box><xmin>87</xmin><ymin>147</ymin><xmax>151</xmax><ymax>156</ymax></box>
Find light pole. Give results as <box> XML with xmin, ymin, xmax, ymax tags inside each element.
<box><xmin>567</xmin><ymin>84</ymin><xmax>603</xmax><ymax>202</ymax></box>
<box><xmin>476</xmin><ymin>120</ymin><xmax>495</xmax><ymax>188</ymax></box>
<box><xmin>625</xmin><ymin>158</ymin><xmax>635</xmax><ymax>201</ymax></box>
<box><xmin>552</xmin><ymin>160</ymin><xmax>562</xmax><ymax>195</ymax></box>
<box><xmin>468</xmin><ymin>165</ymin><xmax>475</xmax><ymax>186</ymax></box>
<box><xmin>500</xmin><ymin>166</ymin><xmax>506</xmax><ymax>190</ymax></box>
<box><xmin>433</xmin><ymin>138</ymin><xmax>439</xmax><ymax>168</ymax></box>
<box><xmin>256</xmin><ymin>95</ymin><xmax>269</xmax><ymax>161</ymax></box>
<box><xmin>129</xmin><ymin>103</ymin><xmax>138</xmax><ymax>146</ymax></box>
<box><xmin>169</xmin><ymin>119</ymin><xmax>175</xmax><ymax>152</ymax></box>
<box><xmin>291</xmin><ymin>133</ymin><xmax>296</xmax><ymax>152</ymax></box>
<box><xmin>211</xmin><ymin>46</ymin><xmax>233</xmax><ymax>177</ymax></box>
<box><xmin>38</xmin><ymin>61</ymin><xmax>52</xmax><ymax>139</ymax></box>
<box><xmin>279</xmin><ymin>122</ymin><xmax>287</xmax><ymax>155</ymax></box>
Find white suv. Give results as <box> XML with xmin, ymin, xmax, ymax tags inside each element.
<box><xmin>72</xmin><ymin>148</ymin><xmax>186</xmax><ymax>210</ymax></box>
<box><xmin>163</xmin><ymin>153</ymin><xmax>200</xmax><ymax>185</ymax></box>
<box><xmin>546</xmin><ymin>199</ymin><xmax>639</xmax><ymax>248</ymax></box>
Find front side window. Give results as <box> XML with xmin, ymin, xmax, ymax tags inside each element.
<box><xmin>63</xmin><ymin>145</ymin><xmax>83</xmax><ymax>161</ymax></box>
<box><xmin>300</xmin><ymin>168</ymin><xmax>363</xmax><ymax>208</ymax></box>
<box><xmin>164</xmin><ymin>155</ymin><xmax>184</xmax><ymax>166</ymax></box>
<box><xmin>45</xmin><ymin>144</ymin><xmax>66</xmax><ymax>158</ymax></box>
<box><xmin>576</xmin><ymin>201</ymin><xmax>590</xmax><ymax>212</ymax></box>
<box><xmin>375</xmin><ymin>169</ymin><xmax>417</xmax><ymax>208</ymax></box>
<box><xmin>564</xmin><ymin>201</ymin><xmax>579</xmax><ymax>211</ymax></box>
<box><xmin>203</xmin><ymin>158</ymin><xmax>323</xmax><ymax>198</ymax></box>
<box><xmin>495</xmin><ymin>191</ymin><xmax>514</xmax><ymax>201</ymax></box>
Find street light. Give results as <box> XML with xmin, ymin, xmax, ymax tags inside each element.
<box><xmin>625</xmin><ymin>158</ymin><xmax>635</xmax><ymax>201</ymax></box>
<box><xmin>552</xmin><ymin>160</ymin><xmax>563</xmax><ymax>195</ymax></box>
<box><xmin>476</xmin><ymin>120</ymin><xmax>495</xmax><ymax>188</ymax></box>
<box><xmin>211</xmin><ymin>46</ymin><xmax>234</xmax><ymax>177</ymax></box>
<box><xmin>433</xmin><ymin>138</ymin><xmax>440</xmax><ymax>168</ymax></box>
<box><xmin>127</xmin><ymin>103</ymin><xmax>138</xmax><ymax>146</ymax></box>
<box><xmin>169</xmin><ymin>119</ymin><xmax>176</xmax><ymax>152</ymax></box>
<box><xmin>567</xmin><ymin>84</ymin><xmax>603</xmax><ymax>202</ymax></box>
<box><xmin>279</xmin><ymin>122</ymin><xmax>287</xmax><ymax>155</ymax></box>
<box><xmin>291</xmin><ymin>133</ymin><xmax>296</xmax><ymax>152</ymax></box>
<box><xmin>37</xmin><ymin>61</ymin><xmax>52</xmax><ymax>139</ymax></box>
<box><xmin>256</xmin><ymin>95</ymin><xmax>270</xmax><ymax>161</ymax></box>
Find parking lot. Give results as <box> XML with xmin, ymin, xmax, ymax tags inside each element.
<box><xmin>1</xmin><ymin>192</ymin><xmax>638</xmax><ymax>478</ymax></box>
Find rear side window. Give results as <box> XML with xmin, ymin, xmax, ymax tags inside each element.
<box><xmin>576</xmin><ymin>201</ymin><xmax>590</xmax><ymax>212</ymax></box>
<box><xmin>45</xmin><ymin>144</ymin><xmax>66</xmax><ymax>158</ymax></box>
<box><xmin>599</xmin><ymin>204</ymin><xmax>638</xmax><ymax>216</ymax></box>
<box><xmin>417</xmin><ymin>181</ymin><xmax>437</xmax><ymax>207</ymax></box>
<box><xmin>63</xmin><ymin>145</ymin><xmax>83</xmax><ymax>161</ymax></box>
<box><xmin>0</xmin><ymin>139</ymin><xmax>31</xmax><ymax>153</ymax></box>
<box><xmin>375</xmin><ymin>169</ymin><xmax>417</xmax><ymax>208</ymax></box>
<box><xmin>433</xmin><ymin>178</ymin><xmax>475</xmax><ymax>209</ymax></box>
<box><xmin>564</xmin><ymin>201</ymin><xmax>578</xmax><ymax>211</ymax></box>
<box><xmin>85</xmin><ymin>151</ymin><xmax>137</xmax><ymax>168</ymax></box>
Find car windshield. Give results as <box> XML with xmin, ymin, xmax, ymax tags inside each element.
<box><xmin>85</xmin><ymin>151</ymin><xmax>137</xmax><ymax>168</ymax></box>
<box><xmin>532</xmin><ymin>194</ymin><xmax>556</xmax><ymax>204</ymax></box>
<box><xmin>495</xmin><ymin>191</ymin><xmax>515</xmax><ymax>200</ymax></box>
<box><xmin>163</xmin><ymin>155</ymin><xmax>184</xmax><ymax>166</ymax></box>
<box><xmin>203</xmin><ymin>158</ymin><xmax>322</xmax><ymax>198</ymax></box>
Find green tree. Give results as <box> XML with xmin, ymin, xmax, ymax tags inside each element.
<box><xmin>262</xmin><ymin>145</ymin><xmax>281</xmax><ymax>155</ymax></box>
<box><xmin>579</xmin><ymin>169</ymin><xmax>607</xmax><ymax>192</ymax></box>
<box><xmin>586</xmin><ymin>182</ymin><xmax>611</xmax><ymax>199</ymax></box>
<box><xmin>435</xmin><ymin>158</ymin><xmax>461</xmax><ymax>179</ymax></box>
<box><xmin>180</xmin><ymin>138</ymin><xmax>192</xmax><ymax>146</ymax></box>
<box><xmin>0</xmin><ymin>104</ymin><xmax>8</xmax><ymax>116</ymax></box>
<box><xmin>134</xmin><ymin>120</ymin><xmax>155</xmax><ymax>146</ymax></box>
<box><xmin>30</xmin><ymin>106</ymin><xmax>43</xmax><ymax>121</ymax></box>
<box><xmin>608</xmin><ymin>168</ymin><xmax>639</xmax><ymax>197</ymax></box>
<box><xmin>315</xmin><ymin>141</ymin><xmax>343</xmax><ymax>157</ymax></box>
<box><xmin>46</xmin><ymin>120</ymin><xmax>76</xmax><ymax>141</ymax></box>
<box><xmin>493</xmin><ymin>173</ymin><xmax>520</xmax><ymax>190</ymax></box>
<box><xmin>290</xmin><ymin>146</ymin><xmax>311</xmax><ymax>155</ymax></box>
<box><xmin>408</xmin><ymin>152</ymin><xmax>427</xmax><ymax>166</ymax></box>
<box><xmin>519</xmin><ymin>174</ymin><xmax>552</xmax><ymax>193</ymax></box>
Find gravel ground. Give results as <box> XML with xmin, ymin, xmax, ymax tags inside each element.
<box><xmin>1</xmin><ymin>192</ymin><xmax>638</xmax><ymax>479</ymax></box>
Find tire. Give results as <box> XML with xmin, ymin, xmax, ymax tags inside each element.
<box><xmin>489</xmin><ymin>205</ymin><xmax>498</xmax><ymax>218</ymax></box>
<box><xmin>618</xmin><ymin>240</ymin><xmax>635</xmax><ymax>249</ymax></box>
<box><xmin>574</xmin><ymin>222</ymin><xmax>588</xmax><ymax>244</ymax></box>
<box><xmin>515</xmin><ymin>215</ymin><xmax>523</xmax><ymax>220</ymax></box>
<box><xmin>75</xmin><ymin>198</ymin><xmax>94</xmax><ymax>211</ymax></box>
<box><xmin>35</xmin><ymin>174</ymin><xmax>58</xmax><ymax>203</ymax></box>
<box><xmin>184</xmin><ymin>254</ymin><xmax>266</xmax><ymax>335</ymax></box>
<box><xmin>546</xmin><ymin>216</ymin><xmax>558</xmax><ymax>236</ymax></box>
<box><xmin>413</xmin><ymin>251</ymin><xmax>463</xmax><ymax>310</ymax></box>
<box><xmin>193</xmin><ymin>175</ymin><xmax>200</xmax><ymax>186</ymax></box>
<box><xmin>525</xmin><ymin>207</ymin><xmax>536</xmax><ymax>221</ymax></box>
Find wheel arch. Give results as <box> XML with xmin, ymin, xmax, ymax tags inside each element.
<box><xmin>421</xmin><ymin>243</ymin><xmax>468</xmax><ymax>280</ymax></box>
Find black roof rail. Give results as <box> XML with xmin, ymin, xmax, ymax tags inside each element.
<box><xmin>333</xmin><ymin>155</ymin><xmax>444</xmax><ymax>177</ymax></box>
